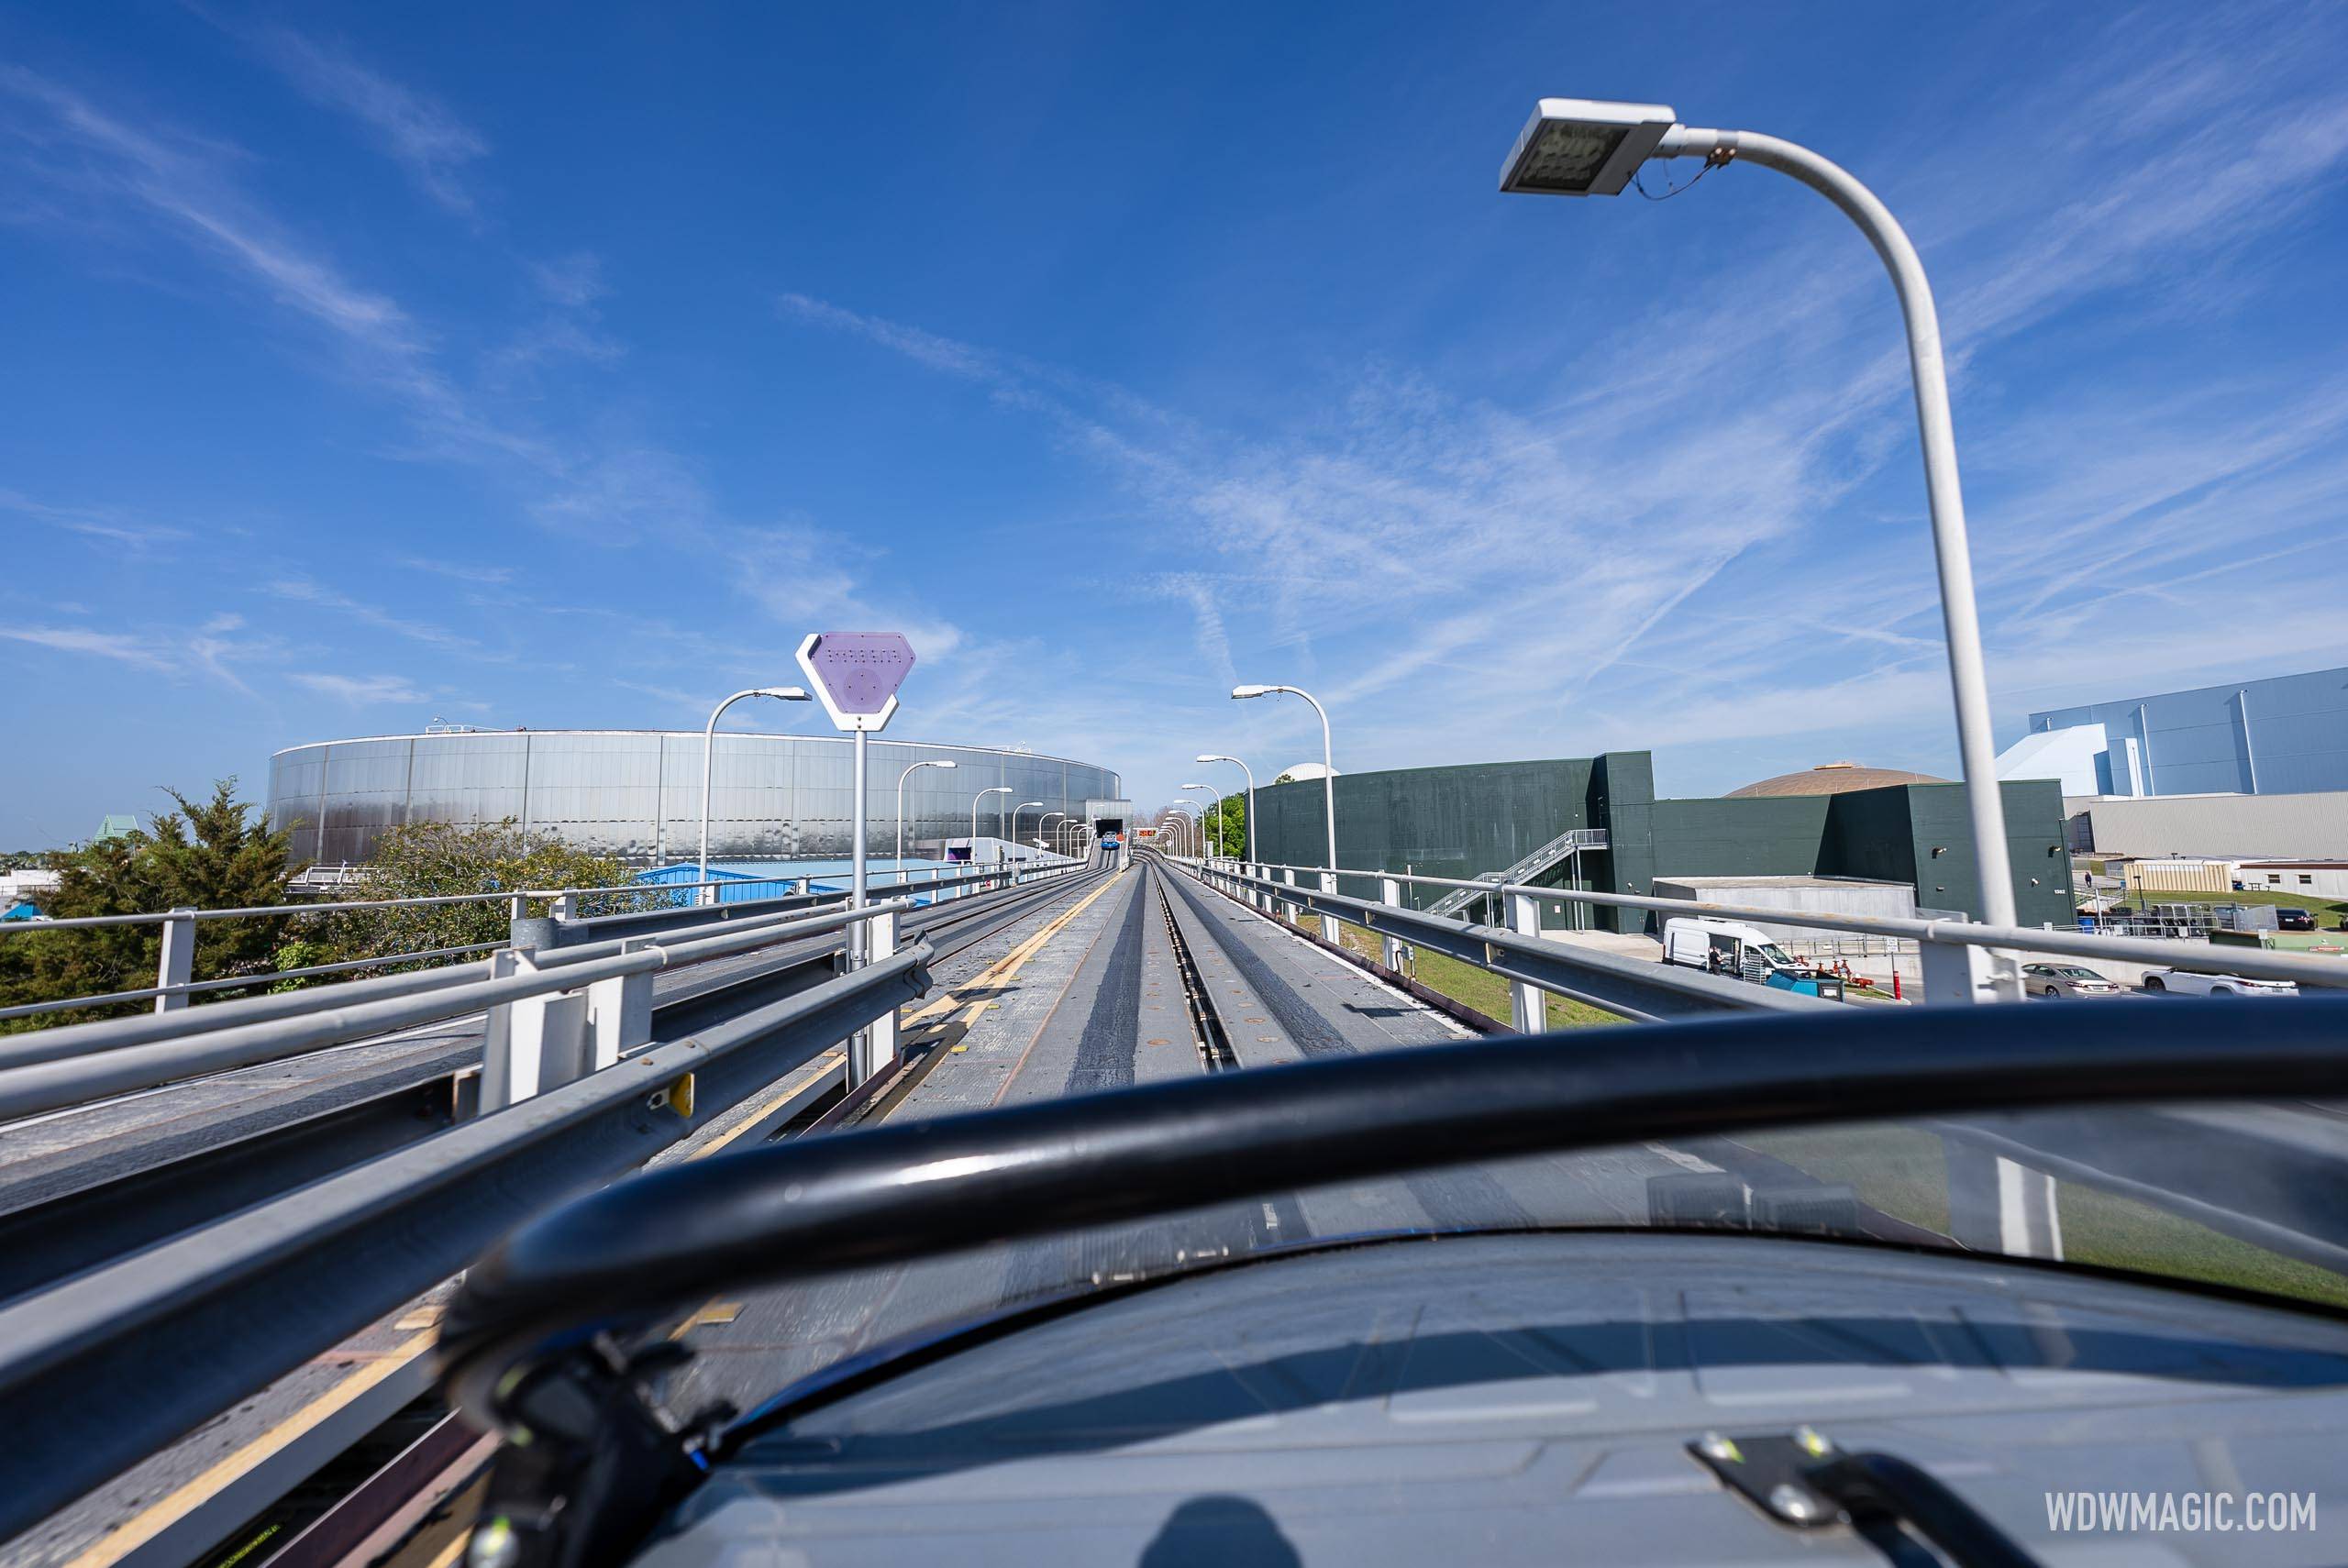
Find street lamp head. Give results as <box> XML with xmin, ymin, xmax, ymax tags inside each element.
<box><xmin>1195</xmin><ymin>753</ymin><xmax>1230</xmax><ymax>764</ymax></box>
<box><xmin>981</xmin><ymin>786</ymin><xmax>1012</xmax><ymax>797</ymax></box>
<box><xmin>1181</xmin><ymin>782</ymin><xmax>1207</xmax><ymax>790</ymax></box>
<box><xmin>1231</xmin><ymin>683</ymin><xmax>1276</xmax><ymax>699</ymax></box>
<box><xmin>1499</xmin><ymin>98</ymin><xmax>1678</xmax><ymax>198</ymax></box>
<box><xmin>755</xmin><ymin>686</ymin><xmax>813</xmax><ymax>701</ymax></box>
<box><xmin>924</xmin><ymin>758</ymin><xmax>957</xmax><ymax>769</ymax></box>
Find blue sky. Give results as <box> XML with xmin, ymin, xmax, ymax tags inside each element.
<box><xmin>5</xmin><ymin>2</ymin><xmax>2347</xmax><ymax>845</ymax></box>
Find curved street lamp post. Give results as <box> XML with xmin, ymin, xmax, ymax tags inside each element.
<box><xmin>697</xmin><ymin>686</ymin><xmax>812</xmax><ymax>904</ymax></box>
<box><xmin>1498</xmin><ymin>97</ymin><xmax>2017</xmax><ymax>996</ymax></box>
<box><xmin>895</xmin><ymin>758</ymin><xmax>958</xmax><ymax>878</ymax></box>
<box><xmin>1232</xmin><ymin>682</ymin><xmax>1338</xmax><ymax>939</ymax></box>
<box><xmin>1196</xmin><ymin>753</ymin><xmax>1257</xmax><ymax>865</ymax></box>
<box><xmin>1011</xmin><ymin>801</ymin><xmax>1046</xmax><ymax>864</ymax></box>
<box><xmin>971</xmin><ymin>787</ymin><xmax>1013</xmax><ymax>866</ymax></box>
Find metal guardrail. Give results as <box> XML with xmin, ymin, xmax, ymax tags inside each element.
<box><xmin>0</xmin><ymin>863</ymin><xmax>1102</xmax><ymax>1334</ymax></box>
<box><xmin>0</xmin><ymin>898</ymin><xmax>912</xmax><ymax>1121</ymax></box>
<box><xmin>1196</xmin><ymin>856</ymin><xmax>2348</xmax><ymax>998</ymax></box>
<box><xmin>0</xmin><ymin>941</ymin><xmax>935</xmax><ymax>1543</ymax></box>
<box><xmin>0</xmin><ymin>858</ymin><xmax>1073</xmax><ymax>1022</ymax></box>
<box><xmin>1185</xmin><ymin>860</ymin><xmax>1829</xmax><ymax>1023</ymax></box>
<box><xmin>525</xmin><ymin>858</ymin><xmax>1049</xmax><ymax>950</ymax></box>
<box><xmin>1165</xmin><ymin>853</ymin><xmax>2348</xmax><ymax>1309</ymax></box>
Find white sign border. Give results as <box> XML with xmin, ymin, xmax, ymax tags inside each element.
<box><xmin>796</xmin><ymin>631</ymin><xmax>904</xmax><ymax>734</ymax></box>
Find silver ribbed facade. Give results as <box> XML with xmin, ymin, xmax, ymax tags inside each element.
<box><xmin>266</xmin><ymin>731</ymin><xmax>1123</xmax><ymax>866</ymax></box>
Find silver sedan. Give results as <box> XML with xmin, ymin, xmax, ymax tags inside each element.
<box><xmin>2022</xmin><ymin>962</ymin><xmax>2126</xmax><ymax>999</ymax></box>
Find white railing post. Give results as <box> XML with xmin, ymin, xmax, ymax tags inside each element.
<box><xmin>481</xmin><ymin>951</ymin><xmax>589</xmax><ymax>1111</ymax></box>
<box><xmin>507</xmin><ymin>893</ymin><xmax>527</xmax><ymax>924</ymax></box>
<box><xmin>153</xmin><ymin>907</ymin><xmax>196</xmax><ymax>1013</ymax></box>
<box><xmin>1918</xmin><ymin>926</ymin><xmax>1992</xmax><ymax>1005</ymax></box>
<box><xmin>1318</xmin><ymin>870</ymin><xmax>1339</xmax><ymax>944</ymax></box>
<box><xmin>1379</xmin><ymin>877</ymin><xmax>1407</xmax><ymax>971</ymax></box>
<box><xmin>854</xmin><ymin>906</ymin><xmax>899</xmax><ymax>1087</ymax></box>
<box><xmin>551</xmin><ymin>891</ymin><xmax>578</xmax><ymax>922</ymax></box>
<box><xmin>1282</xmin><ymin>868</ymin><xmax>1301</xmax><ymax>925</ymax></box>
<box><xmin>1506</xmin><ymin>890</ymin><xmax>1545</xmax><ymax>1034</ymax></box>
<box><xmin>587</xmin><ymin>946</ymin><xmax>656</xmax><ymax>1071</ymax></box>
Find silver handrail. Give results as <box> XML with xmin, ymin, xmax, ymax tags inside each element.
<box><xmin>0</xmin><ymin>899</ymin><xmax>911</xmax><ymax>1119</ymax></box>
<box><xmin>1191</xmin><ymin>856</ymin><xmax>2348</xmax><ymax>991</ymax></box>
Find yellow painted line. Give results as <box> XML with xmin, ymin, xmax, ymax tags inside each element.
<box><xmin>423</xmin><ymin>1529</ymin><xmax>471</xmax><ymax>1568</ymax></box>
<box><xmin>65</xmin><ymin>883</ymin><xmax>1129</xmax><ymax>1562</ymax></box>
<box><xmin>689</xmin><ymin>1048</ymin><xmax>846</xmax><ymax>1159</ymax></box>
<box><xmin>66</xmin><ymin>1330</ymin><xmax>439</xmax><ymax>1568</ymax></box>
<box><xmin>902</xmin><ymin>872</ymin><xmax>1125</xmax><ymax>1031</ymax></box>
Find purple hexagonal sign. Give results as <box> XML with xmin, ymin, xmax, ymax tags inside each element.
<box><xmin>796</xmin><ymin>631</ymin><xmax>914</xmax><ymax>732</ymax></box>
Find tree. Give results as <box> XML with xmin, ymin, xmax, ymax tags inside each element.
<box><xmin>1202</xmin><ymin>795</ymin><xmax>1246</xmax><ymax>857</ymax></box>
<box><xmin>0</xmin><ymin>780</ymin><xmax>302</xmax><ymax>1030</ymax></box>
<box><xmin>319</xmin><ymin>819</ymin><xmax>633</xmax><ymax>966</ymax></box>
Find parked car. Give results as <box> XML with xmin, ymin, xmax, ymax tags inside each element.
<box><xmin>2276</xmin><ymin>907</ymin><xmax>2316</xmax><ymax>932</ymax></box>
<box><xmin>2141</xmin><ymin>968</ymin><xmax>2299</xmax><ymax>998</ymax></box>
<box><xmin>2021</xmin><ymin>962</ymin><xmax>2124</xmax><ymax>999</ymax></box>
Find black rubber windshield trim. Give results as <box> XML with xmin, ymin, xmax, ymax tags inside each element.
<box><xmin>438</xmin><ymin>996</ymin><xmax>2348</xmax><ymax>1426</ymax></box>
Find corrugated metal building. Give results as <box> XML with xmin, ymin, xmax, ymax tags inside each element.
<box><xmin>266</xmin><ymin>730</ymin><xmax>1122</xmax><ymax>866</ymax></box>
<box><xmin>2004</xmin><ymin>664</ymin><xmax>2348</xmax><ymax>798</ymax></box>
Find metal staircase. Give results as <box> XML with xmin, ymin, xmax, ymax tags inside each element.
<box><xmin>1424</xmin><ymin>827</ymin><xmax>1609</xmax><ymax>921</ymax></box>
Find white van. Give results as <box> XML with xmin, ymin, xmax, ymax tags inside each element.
<box><xmin>1661</xmin><ymin>916</ymin><xmax>1843</xmax><ymax>999</ymax></box>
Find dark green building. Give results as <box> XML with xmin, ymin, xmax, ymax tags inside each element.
<box><xmin>1232</xmin><ymin>751</ymin><xmax>2073</xmax><ymax>934</ymax></box>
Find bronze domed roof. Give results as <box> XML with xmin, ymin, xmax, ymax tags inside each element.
<box><xmin>1723</xmin><ymin>760</ymin><xmax>1951</xmax><ymax>798</ymax></box>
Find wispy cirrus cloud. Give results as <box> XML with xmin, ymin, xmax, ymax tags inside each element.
<box><xmin>0</xmin><ymin>61</ymin><xmax>967</xmax><ymax>677</ymax></box>
<box><xmin>0</xmin><ymin>616</ymin><xmax>277</xmax><ymax>695</ymax></box>
<box><xmin>0</xmin><ymin>624</ymin><xmax>177</xmax><ymax>672</ymax></box>
<box><xmin>238</xmin><ymin>26</ymin><xmax>489</xmax><ymax>214</ymax></box>
<box><xmin>0</xmin><ymin>487</ymin><xmax>191</xmax><ymax>549</ymax></box>
<box><xmin>265</xmin><ymin>578</ymin><xmax>482</xmax><ymax>654</ymax></box>
<box><xmin>293</xmin><ymin>671</ymin><xmax>430</xmax><ymax>704</ymax></box>
<box><xmin>775</xmin><ymin>6</ymin><xmax>2348</xmax><ymax>799</ymax></box>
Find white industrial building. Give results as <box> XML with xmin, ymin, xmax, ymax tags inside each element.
<box><xmin>1647</xmin><ymin>874</ymin><xmax>1919</xmax><ymax>947</ymax></box>
<box><xmin>2235</xmin><ymin>860</ymin><xmax>2348</xmax><ymax>900</ymax></box>
<box><xmin>2073</xmin><ymin>789</ymin><xmax>2348</xmax><ymax>861</ymax></box>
